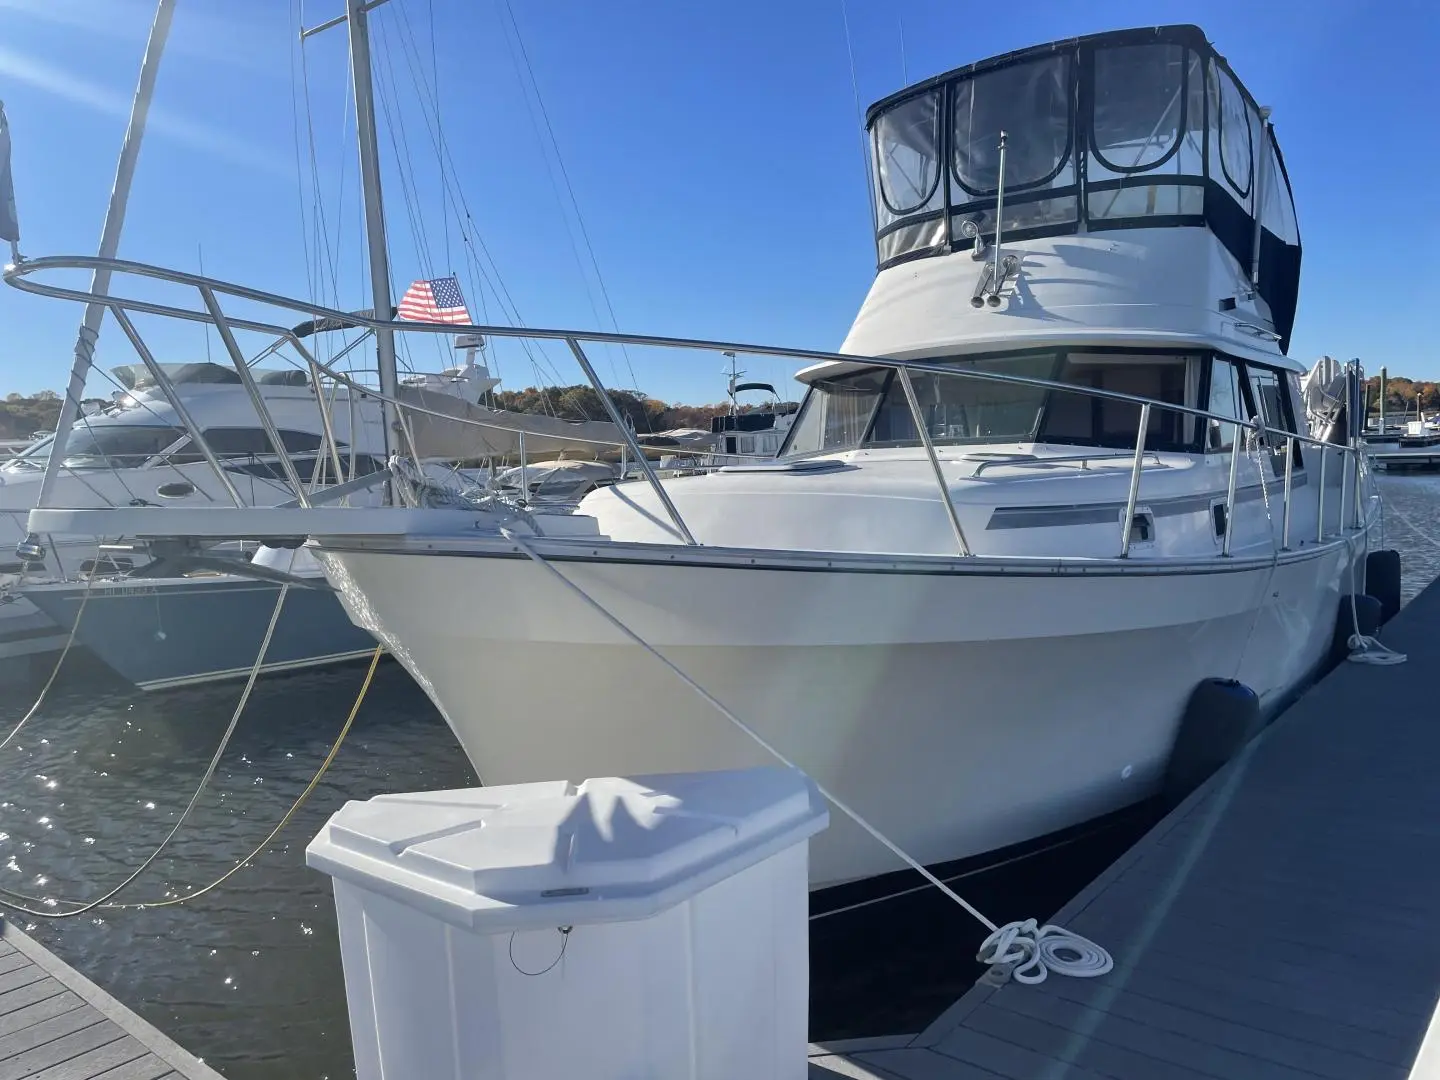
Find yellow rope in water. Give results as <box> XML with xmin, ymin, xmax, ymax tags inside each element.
<box><xmin>118</xmin><ymin>643</ymin><xmax>385</xmax><ymax>909</ymax></box>
<box><xmin>0</xmin><ymin>642</ymin><xmax>385</xmax><ymax>917</ymax></box>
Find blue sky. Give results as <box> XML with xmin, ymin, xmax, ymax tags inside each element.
<box><xmin>0</xmin><ymin>0</ymin><xmax>1435</xmax><ymax>404</ymax></box>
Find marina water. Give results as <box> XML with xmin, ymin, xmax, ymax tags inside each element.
<box><xmin>1</xmin><ymin>472</ymin><xmax>1435</xmax><ymax>1079</ymax></box>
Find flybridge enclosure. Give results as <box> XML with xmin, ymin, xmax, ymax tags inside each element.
<box><xmin>111</xmin><ymin>362</ymin><xmax>310</xmax><ymax>390</ymax></box>
<box><xmin>865</xmin><ymin>24</ymin><xmax>1302</xmax><ymax>352</ymax></box>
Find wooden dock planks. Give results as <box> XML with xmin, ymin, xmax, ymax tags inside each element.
<box><xmin>813</xmin><ymin>576</ymin><xmax>1440</xmax><ymax>1080</ymax></box>
<box><xmin>0</xmin><ymin>919</ymin><xmax>222</xmax><ymax>1080</ymax></box>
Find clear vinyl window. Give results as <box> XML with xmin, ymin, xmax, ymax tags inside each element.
<box><xmin>874</xmin><ymin>90</ymin><xmax>942</xmax><ymax>217</ymax></box>
<box><xmin>1213</xmin><ymin>63</ymin><xmax>1254</xmax><ymax>200</ymax></box>
<box><xmin>1090</xmin><ymin>43</ymin><xmax>1187</xmax><ymax>173</ymax></box>
<box><xmin>951</xmin><ymin>55</ymin><xmax>1071</xmax><ymax>196</ymax></box>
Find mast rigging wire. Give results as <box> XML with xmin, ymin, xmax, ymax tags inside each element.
<box><xmin>497</xmin><ymin>0</ymin><xmax>642</xmax><ymax>403</ymax></box>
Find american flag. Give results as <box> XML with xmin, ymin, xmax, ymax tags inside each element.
<box><xmin>397</xmin><ymin>275</ymin><xmax>471</xmax><ymax>324</ymax></box>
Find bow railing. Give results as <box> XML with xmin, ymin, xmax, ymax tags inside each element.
<box><xmin>4</xmin><ymin>253</ymin><xmax>1374</xmax><ymax>561</ymax></box>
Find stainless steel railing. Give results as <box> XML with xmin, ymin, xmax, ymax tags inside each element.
<box><xmin>4</xmin><ymin>253</ymin><xmax>1375</xmax><ymax>560</ymax></box>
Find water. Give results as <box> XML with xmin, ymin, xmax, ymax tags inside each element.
<box><xmin>0</xmin><ymin>658</ymin><xmax>475</xmax><ymax>1079</ymax></box>
<box><xmin>0</xmin><ymin>472</ymin><xmax>1434</xmax><ymax>1078</ymax></box>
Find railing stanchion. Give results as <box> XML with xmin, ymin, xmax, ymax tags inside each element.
<box><xmin>518</xmin><ymin>430</ymin><xmax>528</xmax><ymax>505</ymax></box>
<box><xmin>107</xmin><ymin>305</ymin><xmax>245</xmax><ymax>508</ymax></box>
<box><xmin>565</xmin><ymin>337</ymin><xmax>697</xmax><ymax>546</ymax></box>
<box><xmin>1222</xmin><ymin>426</ymin><xmax>1242</xmax><ymax>557</ymax></box>
<box><xmin>1352</xmin><ymin>448</ymin><xmax>1364</xmax><ymax>529</ymax></box>
<box><xmin>1119</xmin><ymin>403</ymin><xmax>1150</xmax><ymax>558</ymax></box>
<box><xmin>1281</xmin><ymin>437</ymin><xmax>1294</xmax><ymax>550</ymax></box>
<box><xmin>288</xmin><ymin>337</ymin><xmax>349</xmax><ymax>487</ymax></box>
<box><xmin>898</xmin><ymin>368</ymin><xmax>970</xmax><ymax>556</ymax></box>
<box><xmin>197</xmin><ymin>284</ymin><xmax>311</xmax><ymax>507</ymax></box>
<box><xmin>1339</xmin><ymin>450</ymin><xmax>1350</xmax><ymax>536</ymax></box>
<box><xmin>1317</xmin><ymin>446</ymin><xmax>1327</xmax><ymax>541</ymax></box>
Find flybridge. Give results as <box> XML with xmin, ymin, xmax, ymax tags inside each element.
<box><xmin>864</xmin><ymin>24</ymin><xmax>1301</xmax><ymax>352</ymax></box>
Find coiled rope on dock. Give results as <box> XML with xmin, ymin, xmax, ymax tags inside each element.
<box><xmin>500</xmin><ymin>527</ymin><xmax>1113</xmax><ymax>986</ymax></box>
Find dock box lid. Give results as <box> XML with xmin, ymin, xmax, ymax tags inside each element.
<box><xmin>305</xmin><ymin>767</ymin><xmax>827</xmax><ymax>933</ymax></box>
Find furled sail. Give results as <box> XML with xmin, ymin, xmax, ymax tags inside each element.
<box><xmin>396</xmin><ymin>385</ymin><xmax>625</xmax><ymax>460</ymax></box>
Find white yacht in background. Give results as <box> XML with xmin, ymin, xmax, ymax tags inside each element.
<box><xmin>0</xmin><ymin>360</ymin><xmax>361</xmax><ymax>672</ymax></box>
<box><xmin>14</xmin><ymin>25</ymin><xmax>1379</xmax><ymax>890</ymax></box>
<box><xmin>3</xmin><ymin>352</ymin><xmax>489</xmax><ymax>686</ymax></box>
<box><xmin>700</xmin><ymin>374</ymin><xmax>798</xmax><ymax>467</ymax></box>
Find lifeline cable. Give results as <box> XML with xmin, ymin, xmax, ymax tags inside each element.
<box><xmin>0</xmin><ymin>583</ymin><xmax>292</xmax><ymax>919</ymax></box>
<box><xmin>113</xmin><ymin>643</ymin><xmax>385</xmax><ymax>909</ymax></box>
<box><xmin>0</xmin><ymin>642</ymin><xmax>384</xmax><ymax>915</ymax></box>
<box><xmin>501</xmin><ymin>527</ymin><xmax>1111</xmax><ymax>984</ymax></box>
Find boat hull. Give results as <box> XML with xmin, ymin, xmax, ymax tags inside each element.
<box><xmin>23</xmin><ymin>575</ymin><xmax>379</xmax><ymax>690</ymax></box>
<box><xmin>313</xmin><ymin>536</ymin><xmax>1362</xmax><ymax>889</ymax></box>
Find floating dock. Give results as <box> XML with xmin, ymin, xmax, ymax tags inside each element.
<box><xmin>0</xmin><ymin>917</ymin><xmax>222</xmax><ymax>1080</ymax></box>
<box><xmin>813</xmin><ymin>577</ymin><xmax>1440</xmax><ymax>1080</ymax></box>
<box><xmin>1371</xmin><ymin>452</ymin><xmax>1440</xmax><ymax>472</ymax></box>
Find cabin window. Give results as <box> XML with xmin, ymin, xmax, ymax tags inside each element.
<box><xmin>1243</xmin><ymin>364</ymin><xmax>1301</xmax><ymax>474</ymax></box>
<box><xmin>1039</xmin><ymin>352</ymin><xmax>1198</xmax><ymax>452</ymax></box>
<box><xmin>865</xmin><ymin>354</ymin><xmax>1055</xmax><ymax>447</ymax></box>
<box><xmin>784</xmin><ymin>370</ymin><xmax>887</xmax><ymax>455</ymax></box>
<box><xmin>2</xmin><ymin>425</ymin><xmax>187</xmax><ymax>470</ymax></box>
<box><xmin>168</xmin><ymin>428</ymin><xmax>326</xmax><ymax>463</ymax></box>
<box><xmin>1206</xmin><ymin>359</ymin><xmax>1244</xmax><ymax>453</ymax></box>
<box><xmin>228</xmin><ymin>452</ymin><xmax>379</xmax><ymax>483</ymax></box>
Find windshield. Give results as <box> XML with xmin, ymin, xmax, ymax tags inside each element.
<box><xmin>867</xmin><ymin>355</ymin><xmax>1056</xmax><ymax>445</ymax></box>
<box><xmin>784</xmin><ymin>371</ymin><xmax>888</xmax><ymax>456</ymax></box>
<box><xmin>783</xmin><ymin>350</ymin><xmax>1204</xmax><ymax>457</ymax></box>
<box><xmin>4</xmin><ymin>425</ymin><xmax>185</xmax><ymax>471</ymax></box>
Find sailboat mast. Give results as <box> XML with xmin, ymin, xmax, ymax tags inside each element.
<box><xmin>32</xmin><ymin>0</ymin><xmax>175</xmax><ymax>515</ymax></box>
<box><xmin>344</xmin><ymin>0</ymin><xmax>400</xmax><ymax>476</ymax></box>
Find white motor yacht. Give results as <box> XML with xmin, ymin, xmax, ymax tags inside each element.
<box><xmin>15</xmin><ymin>25</ymin><xmax>1379</xmax><ymax>890</ymax></box>
<box><xmin>295</xmin><ymin>25</ymin><xmax>1376</xmax><ymax>888</ymax></box>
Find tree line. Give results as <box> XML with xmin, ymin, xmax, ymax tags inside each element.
<box><xmin>1364</xmin><ymin>375</ymin><xmax>1440</xmax><ymax>416</ymax></box>
<box><xmin>489</xmin><ymin>384</ymin><xmax>797</xmax><ymax>432</ymax></box>
<box><xmin>0</xmin><ymin>385</ymin><xmax>798</xmax><ymax>443</ymax></box>
<box><xmin>0</xmin><ymin>390</ymin><xmax>62</xmax><ymax>441</ymax></box>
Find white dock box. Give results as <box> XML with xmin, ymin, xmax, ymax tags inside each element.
<box><xmin>306</xmin><ymin>766</ymin><xmax>828</xmax><ymax>1080</ymax></box>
